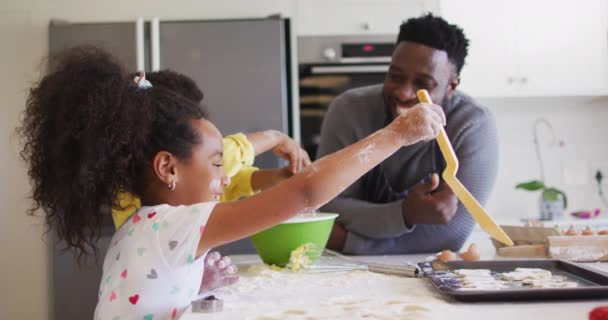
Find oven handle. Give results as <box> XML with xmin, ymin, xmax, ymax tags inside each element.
<box><xmin>311</xmin><ymin>64</ymin><xmax>389</xmax><ymax>75</ymax></box>
<box><xmin>340</xmin><ymin>57</ymin><xmax>392</xmax><ymax>63</ymax></box>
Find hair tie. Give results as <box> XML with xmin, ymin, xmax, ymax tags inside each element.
<box><xmin>133</xmin><ymin>71</ymin><xmax>153</xmax><ymax>89</ymax></box>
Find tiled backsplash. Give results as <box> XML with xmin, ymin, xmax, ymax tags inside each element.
<box><xmin>477</xmin><ymin>95</ymin><xmax>608</xmax><ymax>222</ymax></box>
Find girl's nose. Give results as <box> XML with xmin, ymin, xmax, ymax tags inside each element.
<box><xmin>221</xmin><ymin>175</ymin><xmax>231</xmax><ymax>188</ymax></box>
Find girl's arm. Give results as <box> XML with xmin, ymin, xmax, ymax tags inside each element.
<box><xmin>198</xmin><ymin>103</ymin><xmax>445</xmax><ymax>255</ymax></box>
<box><xmin>246</xmin><ymin>130</ymin><xmax>311</xmax><ymax>173</ymax></box>
<box><xmin>245</xmin><ymin>130</ymin><xmax>288</xmax><ymax>155</ymax></box>
<box><xmin>250</xmin><ymin>167</ymin><xmax>293</xmax><ymax>191</ymax></box>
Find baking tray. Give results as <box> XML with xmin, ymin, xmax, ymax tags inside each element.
<box><xmin>418</xmin><ymin>260</ymin><xmax>608</xmax><ymax>302</ymax></box>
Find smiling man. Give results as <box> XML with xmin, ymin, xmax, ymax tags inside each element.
<box><xmin>317</xmin><ymin>14</ymin><xmax>499</xmax><ymax>254</ymax></box>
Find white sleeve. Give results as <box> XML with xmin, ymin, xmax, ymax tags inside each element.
<box><xmin>156</xmin><ymin>202</ymin><xmax>218</xmax><ymax>268</ymax></box>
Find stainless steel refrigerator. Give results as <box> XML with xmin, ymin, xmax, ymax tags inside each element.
<box><xmin>49</xmin><ymin>17</ymin><xmax>297</xmax><ymax>320</ymax></box>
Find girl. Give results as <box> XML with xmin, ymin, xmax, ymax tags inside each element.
<box><xmin>114</xmin><ymin>70</ymin><xmax>309</xmax><ymax>293</ymax></box>
<box><xmin>19</xmin><ymin>46</ymin><xmax>445</xmax><ymax>319</ymax></box>
<box><xmin>113</xmin><ymin>70</ymin><xmax>310</xmax><ymax>228</ymax></box>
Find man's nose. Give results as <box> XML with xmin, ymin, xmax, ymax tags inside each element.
<box><xmin>394</xmin><ymin>83</ymin><xmax>417</xmax><ymax>103</ymax></box>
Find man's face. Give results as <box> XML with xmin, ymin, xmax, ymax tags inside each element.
<box><xmin>382</xmin><ymin>41</ymin><xmax>459</xmax><ymax>118</ymax></box>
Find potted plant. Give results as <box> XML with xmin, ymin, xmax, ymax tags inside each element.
<box><xmin>516</xmin><ymin>118</ymin><xmax>568</xmax><ymax>221</ymax></box>
<box><xmin>515</xmin><ymin>180</ymin><xmax>568</xmax><ymax>220</ymax></box>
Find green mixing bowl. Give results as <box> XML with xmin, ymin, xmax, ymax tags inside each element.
<box><xmin>251</xmin><ymin>213</ymin><xmax>338</xmax><ymax>267</ymax></box>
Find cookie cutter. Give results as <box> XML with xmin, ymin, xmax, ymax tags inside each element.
<box><xmin>192</xmin><ymin>295</ymin><xmax>223</xmax><ymax>313</ymax></box>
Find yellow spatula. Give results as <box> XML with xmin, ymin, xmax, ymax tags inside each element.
<box><xmin>417</xmin><ymin>90</ymin><xmax>513</xmax><ymax>246</ymax></box>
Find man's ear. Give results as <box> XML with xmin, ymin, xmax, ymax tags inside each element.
<box><xmin>446</xmin><ymin>76</ymin><xmax>460</xmax><ymax>99</ymax></box>
<box><xmin>152</xmin><ymin>151</ymin><xmax>178</xmax><ymax>185</ymax></box>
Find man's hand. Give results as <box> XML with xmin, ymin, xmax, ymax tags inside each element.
<box><xmin>401</xmin><ymin>173</ymin><xmax>458</xmax><ymax>226</ymax></box>
<box><xmin>326</xmin><ymin>223</ymin><xmax>348</xmax><ymax>252</ymax></box>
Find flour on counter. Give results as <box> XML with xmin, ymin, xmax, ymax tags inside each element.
<box><xmin>549</xmin><ymin>245</ymin><xmax>608</xmax><ymax>262</ymax></box>
<box><xmin>203</xmin><ymin>263</ymin><xmax>450</xmax><ymax>320</ymax></box>
<box><xmin>282</xmin><ymin>309</ymin><xmax>307</xmax><ymax>315</ymax></box>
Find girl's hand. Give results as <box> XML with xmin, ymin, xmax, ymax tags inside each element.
<box><xmin>199</xmin><ymin>251</ymin><xmax>239</xmax><ymax>292</ymax></box>
<box><xmin>390</xmin><ymin>103</ymin><xmax>446</xmax><ymax>146</ymax></box>
<box><xmin>272</xmin><ymin>133</ymin><xmax>311</xmax><ymax>174</ymax></box>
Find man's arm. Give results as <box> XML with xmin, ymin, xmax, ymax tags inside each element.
<box><xmin>339</xmin><ymin>110</ymin><xmax>499</xmax><ymax>254</ymax></box>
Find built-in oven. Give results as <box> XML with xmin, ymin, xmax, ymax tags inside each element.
<box><xmin>297</xmin><ymin>34</ymin><xmax>395</xmax><ymax>159</ymax></box>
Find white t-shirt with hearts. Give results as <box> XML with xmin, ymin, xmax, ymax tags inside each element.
<box><xmin>95</xmin><ymin>202</ymin><xmax>217</xmax><ymax>320</ymax></box>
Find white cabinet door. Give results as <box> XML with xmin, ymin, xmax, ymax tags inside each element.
<box><xmin>515</xmin><ymin>0</ymin><xmax>608</xmax><ymax>96</ymax></box>
<box><xmin>441</xmin><ymin>0</ymin><xmax>608</xmax><ymax>97</ymax></box>
<box><xmin>441</xmin><ymin>0</ymin><xmax>518</xmax><ymax>97</ymax></box>
<box><xmin>296</xmin><ymin>0</ymin><xmax>438</xmax><ymax>36</ymax></box>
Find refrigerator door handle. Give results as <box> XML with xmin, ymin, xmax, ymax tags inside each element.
<box><xmin>151</xmin><ymin>17</ymin><xmax>160</xmax><ymax>71</ymax></box>
<box><xmin>136</xmin><ymin>18</ymin><xmax>145</xmax><ymax>72</ymax></box>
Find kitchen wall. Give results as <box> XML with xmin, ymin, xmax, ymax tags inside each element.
<box><xmin>0</xmin><ymin>8</ymin><xmax>51</xmax><ymax>320</ymax></box>
<box><xmin>1</xmin><ymin>1</ymin><xmax>607</xmax><ymax>319</ymax></box>
<box><xmin>480</xmin><ymin>95</ymin><xmax>608</xmax><ymax>222</ymax></box>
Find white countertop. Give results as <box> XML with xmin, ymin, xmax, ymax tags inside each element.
<box><xmin>492</xmin><ymin>217</ymin><xmax>608</xmax><ymax>228</ymax></box>
<box><xmin>182</xmin><ymin>237</ymin><xmax>608</xmax><ymax>320</ymax></box>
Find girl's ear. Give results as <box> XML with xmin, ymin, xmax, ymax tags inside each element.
<box><xmin>152</xmin><ymin>151</ymin><xmax>178</xmax><ymax>185</ymax></box>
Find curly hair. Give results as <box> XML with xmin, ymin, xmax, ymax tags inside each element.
<box><xmin>398</xmin><ymin>13</ymin><xmax>469</xmax><ymax>75</ymax></box>
<box><xmin>18</xmin><ymin>46</ymin><xmax>207</xmax><ymax>258</ymax></box>
<box><xmin>130</xmin><ymin>70</ymin><xmax>209</xmax><ymax>119</ymax></box>
<box><xmin>145</xmin><ymin>70</ymin><xmax>204</xmax><ymax>104</ymax></box>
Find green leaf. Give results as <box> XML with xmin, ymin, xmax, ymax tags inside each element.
<box><xmin>543</xmin><ymin>187</ymin><xmax>568</xmax><ymax>209</ymax></box>
<box><xmin>515</xmin><ymin>180</ymin><xmax>545</xmax><ymax>191</ymax></box>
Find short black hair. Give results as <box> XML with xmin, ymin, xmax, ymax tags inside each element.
<box><xmin>397</xmin><ymin>13</ymin><xmax>469</xmax><ymax>75</ymax></box>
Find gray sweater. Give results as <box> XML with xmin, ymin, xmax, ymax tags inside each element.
<box><xmin>317</xmin><ymin>84</ymin><xmax>499</xmax><ymax>255</ymax></box>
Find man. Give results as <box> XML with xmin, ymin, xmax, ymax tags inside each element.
<box><xmin>318</xmin><ymin>14</ymin><xmax>499</xmax><ymax>254</ymax></box>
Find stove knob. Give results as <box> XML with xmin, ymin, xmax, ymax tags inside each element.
<box><xmin>323</xmin><ymin>48</ymin><xmax>337</xmax><ymax>61</ymax></box>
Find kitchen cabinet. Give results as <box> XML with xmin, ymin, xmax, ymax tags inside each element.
<box><xmin>296</xmin><ymin>0</ymin><xmax>438</xmax><ymax>36</ymax></box>
<box><xmin>440</xmin><ymin>0</ymin><xmax>608</xmax><ymax>97</ymax></box>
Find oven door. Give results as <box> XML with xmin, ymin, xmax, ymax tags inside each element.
<box><xmin>299</xmin><ymin>63</ymin><xmax>388</xmax><ymax>159</ymax></box>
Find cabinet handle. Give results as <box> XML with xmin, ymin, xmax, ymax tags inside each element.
<box><xmin>520</xmin><ymin>77</ymin><xmax>528</xmax><ymax>84</ymax></box>
<box><xmin>507</xmin><ymin>77</ymin><xmax>515</xmax><ymax>84</ymax></box>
